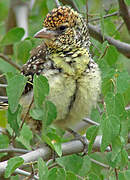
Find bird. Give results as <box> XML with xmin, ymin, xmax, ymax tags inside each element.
<box><xmin>1</xmin><ymin>6</ymin><xmax>101</xmax><ymax>134</ymax></box>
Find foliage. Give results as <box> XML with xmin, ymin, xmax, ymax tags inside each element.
<box><xmin>0</xmin><ymin>0</ymin><xmax>130</xmax><ymax>179</ymax></box>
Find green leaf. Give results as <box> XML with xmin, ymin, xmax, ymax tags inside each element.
<box><xmin>101</xmin><ymin>114</ymin><xmax>120</xmax><ymax>152</ymax></box>
<box><xmin>105</xmin><ymin>45</ymin><xmax>119</xmax><ymax>66</ymax></box>
<box><xmin>110</xmin><ymin>137</ymin><xmax>123</xmax><ymax>166</ymax></box>
<box><xmin>66</xmin><ymin>171</ymin><xmax>77</xmax><ymax>180</ymax></box>
<box><xmin>57</xmin><ymin>154</ymin><xmax>83</xmax><ymax>174</ymax></box>
<box><xmin>30</xmin><ymin>106</ymin><xmax>44</xmax><ymax>120</ymax></box>
<box><xmin>33</xmin><ymin>74</ymin><xmax>49</xmax><ymax>107</ymax></box>
<box><xmin>11</xmin><ymin>175</ymin><xmax>19</xmax><ymax>180</ymax></box>
<box><xmin>5</xmin><ymin>157</ymin><xmax>24</xmax><ymax>178</ymax></box>
<box><xmin>105</xmin><ymin>93</ymin><xmax>126</xmax><ymax>121</ymax></box>
<box><xmin>0</xmin><ymin>58</ymin><xmax>17</xmax><ymax>73</ymax></box>
<box><xmin>78</xmin><ymin>156</ymin><xmax>91</xmax><ymax>176</ymax></box>
<box><xmin>43</xmin><ymin>100</ymin><xmax>57</xmax><ymax>127</ymax></box>
<box><xmin>124</xmin><ymin>0</ymin><xmax>130</xmax><ymax>6</ymax></box>
<box><xmin>0</xmin><ymin>110</ymin><xmax>7</xmax><ymax>128</ymax></box>
<box><xmin>0</xmin><ymin>0</ymin><xmax>9</xmax><ymax>21</ymax></box>
<box><xmin>119</xmin><ymin>170</ymin><xmax>130</xmax><ymax>180</ymax></box>
<box><xmin>101</xmin><ymin>114</ymin><xmax>111</xmax><ymax>152</ymax></box>
<box><xmin>119</xmin><ymin>149</ymin><xmax>128</xmax><ymax>169</ymax></box>
<box><xmin>104</xmin><ymin>19</ymin><xmax>120</xmax><ymax>39</ymax></box>
<box><xmin>90</xmin><ymin>108</ymin><xmax>101</xmax><ymax>123</ymax></box>
<box><xmin>116</xmin><ymin>71</ymin><xmax>130</xmax><ymax>94</ymax></box>
<box><xmin>106</xmin><ymin>151</ymin><xmax>121</xmax><ymax>168</ymax></box>
<box><xmin>47</xmin><ymin>0</ymin><xmax>56</xmax><ymax>11</ymax></box>
<box><xmin>1</xmin><ymin>27</ymin><xmax>25</xmax><ymax>46</ymax></box>
<box><xmin>88</xmin><ymin>173</ymin><xmax>100</xmax><ymax>180</ymax></box>
<box><xmin>30</xmin><ymin>100</ymin><xmax>57</xmax><ymax>127</ymax></box>
<box><xmin>114</xmin><ymin>93</ymin><xmax>126</xmax><ymax>119</ymax></box>
<box><xmin>102</xmin><ymin>69</ymin><xmax>115</xmax><ymax>95</ymax></box>
<box><xmin>48</xmin><ymin>168</ymin><xmax>66</xmax><ymax>180</ymax></box>
<box><xmin>38</xmin><ymin>158</ymin><xmax>48</xmax><ymax>180</ymax></box>
<box><xmin>8</xmin><ymin>105</ymin><xmax>22</xmax><ymax>136</ymax></box>
<box><xmin>105</xmin><ymin>92</ymin><xmax>115</xmax><ymax>115</ymax></box>
<box><xmin>17</xmin><ymin>124</ymin><xmax>33</xmax><ymax>150</ymax></box>
<box><xmin>74</xmin><ymin>0</ymin><xmax>86</xmax><ymax>13</ymax></box>
<box><xmin>43</xmin><ymin>131</ymin><xmax>62</xmax><ymax>157</ymax></box>
<box><xmin>6</xmin><ymin>73</ymin><xmax>27</xmax><ymax>113</ymax></box>
<box><xmin>86</xmin><ymin>126</ymin><xmax>99</xmax><ymax>154</ymax></box>
<box><xmin>0</xmin><ymin>134</ymin><xmax>9</xmax><ymax>148</ymax></box>
<box><xmin>14</xmin><ymin>40</ymin><xmax>32</xmax><ymax>63</ymax></box>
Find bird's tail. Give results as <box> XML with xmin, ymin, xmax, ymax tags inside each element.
<box><xmin>0</xmin><ymin>96</ymin><xmax>8</xmax><ymax>110</ymax></box>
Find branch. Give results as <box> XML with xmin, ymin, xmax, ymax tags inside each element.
<box><xmin>0</xmin><ymin>148</ymin><xmax>30</xmax><ymax>154</ymax></box>
<box><xmin>0</xmin><ymin>136</ymin><xmax>110</xmax><ymax>176</ymax></box>
<box><xmin>88</xmin><ymin>24</ymin><xmax>130</xmax><ymax>57</ymax></box>
<box><xmin>118</xmin><ymin>0</ymin><xmax>130</xmax><ymax>33</ymax></box>
<box><xmin>89</xmin><ymin>11</ymin><xmax>119</xmax><ymax>22</ymax></box>
<box><xmin>0</xmin><ymin>53</ymin><xmax>21</xmax><ymax>71</ymax></box>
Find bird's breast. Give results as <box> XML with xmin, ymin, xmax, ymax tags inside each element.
<box><xmin>45</xmin><ymin>72</ymin><xmax>76</xmax><ymax>121</ymax></box>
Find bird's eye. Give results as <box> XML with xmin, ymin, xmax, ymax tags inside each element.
<box><xmin>59</xmin><ymin>25</ymin><xmax>67</xmax><ymax>31</ymax></box>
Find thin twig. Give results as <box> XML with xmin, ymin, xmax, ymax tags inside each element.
<box><xmin>83</xmin><ymin>117</ymin><xmax>100</xmax><ymax>126</ymax></box>
<box><xmin>0</xmin><ymin>53</ymin><xmax>21</xmax><ymax>71</ymax></box>
<box><xmin>97</xmin><ymin>104</ymin><xmax>103</xmax><ymax>115</ymax></box>
<box><xmin>11</xmin><ymin>96</ymin><xmax>34</xmax><ymax>142</ymax></box>
<box><xmin>89</xmin><ymin>11</ymin><xmax>119</xmax><ymax>22</ymax></box>
<box><xmin>115</xmin><ymin>168</ymin><xmax>119</xmax><ymax>180</ymax></box>
<box><xmin>15</xmin><ymin>168</ymin><xmax>38</xmax><ymax>180</ymax></box>
<box><xmin>112</xmin><ymin>21</ymin><xmax>124</xmax><ymax>38</ymax></box>
<box><xmin>98</xmin><ymin>45</ymin><xmax>109</xmax><ymax>60</ymax></box>
<box><xmin>48</xmin><ymin>162</ymin><xmax>63</xmax><ymax>170</ymax></box>
<box><xmin>28</xmin><ymin>163</ymin><xmax>35</xmax><ymax>180</ymax></box>
<box><xmin>76</xmin><ymin>175</ymin><xmax>84</xmax><ymax>180</ymax></box>
<box><xmin>88</xmin><ymin>24</ymin><xmax>130</xmax><ymax>57</ymax></box>
<box><xmin>20</xmin><ymin>96</ymin><xmax>34</xmax><ymax>130</ymax></box>
<box><xmin>90</xmin><ymin>158</ymin><xmax>109</xmax><ymax>168</ymax></box>
<box><xmin>91</xmin><ymin>42</ymin><xmax>102</xmax><ymax>54</ymax></box>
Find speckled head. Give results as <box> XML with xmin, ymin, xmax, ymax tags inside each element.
<box><xmin>34</xmin><ymin>6</ymin><xmax>90</xmax><ymax>52</ymax></box>
<box><xmin>43</xmin><ymin>6</ymin><xmax>79</xmax><ymax>29</ymax></box>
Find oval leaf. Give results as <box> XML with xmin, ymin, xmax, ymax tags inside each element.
<box><xmin>1</xmin><ymin>27</ymin><xmax>25</xmax><ymax>46</ymax></box>
<box><xmin>5</xmin><ymin>157</ymin><xmax>24</xmax><ymax>178</ymax></box>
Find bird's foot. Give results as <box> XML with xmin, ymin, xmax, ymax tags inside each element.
<box><xmin>66</xmin><ymin>128</ymin><xmax>88</xmax><ymax>156</ymax></box>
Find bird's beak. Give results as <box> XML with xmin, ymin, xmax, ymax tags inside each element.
<box><xmin>34</xmin><ymin>28</ymin><xmax>56</xmax><ymax>39</ymax></box>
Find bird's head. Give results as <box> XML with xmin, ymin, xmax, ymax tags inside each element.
<box><xmin>34</xmin><ymin>6</ymin><xmax>90</xmax><ymax>53</ymax></box>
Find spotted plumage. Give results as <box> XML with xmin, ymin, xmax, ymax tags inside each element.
<box><xmin>1</xmin><ymin>6</ymin><xmax>101</xmax><ymax>132</ymax></box>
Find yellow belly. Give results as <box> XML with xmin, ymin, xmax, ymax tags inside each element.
<box><xmin>54</xmin><ymin>65</ymin><xmax>101</xmax><ymax>128</ymax></box>
<box><xmin>20</xmin><ymin>63</ymin><xmax>101</xmax><ymax>131</ymax></box>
